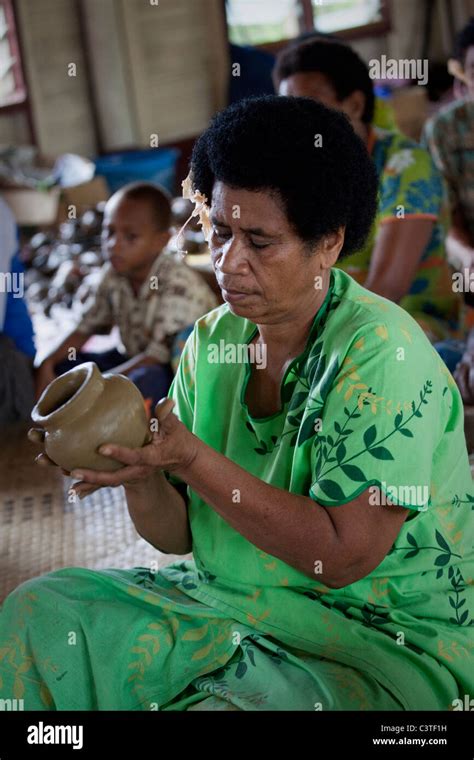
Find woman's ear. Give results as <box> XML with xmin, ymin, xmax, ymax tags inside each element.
<box><xmin>319</xmin><ymin>228</ymin><xmax>345</xmax><ymax>269</ymax></box>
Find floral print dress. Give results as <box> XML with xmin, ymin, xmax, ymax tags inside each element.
<box><xmin>0</xmin><ymin>268</ymin><xmax>472</xmax><ymax>711</ymax></box>
<box><xmin>336</xmin><ymin>127</ymin><xmax>462</xmax><ymax>341</ymax></box>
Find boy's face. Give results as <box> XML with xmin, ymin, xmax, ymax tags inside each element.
<box><xmin>101</xmin><ymin>196</ymin><xmax>169</xmax><ymax>277</ymax></box>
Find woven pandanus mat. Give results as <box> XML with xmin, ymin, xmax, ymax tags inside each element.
<box><xmin>0</xmin><ymin>424</ymin><xmax>190</xmax><ymax>602</ymax></box>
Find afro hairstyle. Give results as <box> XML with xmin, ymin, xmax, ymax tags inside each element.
<box><xmin>190</xmin><ymin>95</ymin><xmax>377</xmax><ymax>258</ymax></box>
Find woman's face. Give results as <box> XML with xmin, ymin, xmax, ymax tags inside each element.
<box><xmin>208</xmin><ymin>181</ymin><xmax>342</xmax><ymax>322</ymax></box>
<box><xmin>278</xmin><ymin>72</ymin><xmax>364</xmax><ymax>128</ymax></box>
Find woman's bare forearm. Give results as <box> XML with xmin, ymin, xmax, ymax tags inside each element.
<box><xmin>175</xmin><ymin>439</ymin><xmax>339</xmax><ymax>580</ymax></box>
<box><xmin>175</xmin><ymin>441</ymin><xmax>407</xmax><ymax>588</ymax></box>
<box><xmin>125</xmin><ymin>470</ymin><xmax>192</xmax><ymax>555</ymax></box>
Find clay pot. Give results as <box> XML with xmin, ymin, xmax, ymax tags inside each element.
<box><xmin>30</xmin><ymin>362</ymin><xmax>150</xmax><ymax>471</ymax></box>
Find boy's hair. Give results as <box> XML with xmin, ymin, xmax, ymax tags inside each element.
<box><xmin>454</xmin><ymin>17</ymin><xmax>474</xmax><ymax>63</ymax></box>
<box><xmin>272</xmin><ymin>37</ymin><xmax>375</xmax><ymax>125</ymax></box>
<box><xmin>112</xmin><ymin>181</ymin><xmax>172</xmax><ymax>230</ymax></box>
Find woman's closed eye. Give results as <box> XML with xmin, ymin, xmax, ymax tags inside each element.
<box><xmin>250</xmin><ymin>238</ymin><xmax>271</xmax><ymax>250</ymax></box>
<box><xmin>212</xmin><ymin>228</ymin><xmax>270</xmax><ymax>250</ymax></box>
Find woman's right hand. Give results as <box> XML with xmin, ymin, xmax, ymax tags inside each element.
<box><xmin>28</xmin><ymin>426</ymin><xmax>102</xmax><ymax>499</ymax></box>
<box><xmin>69</xmin><ymin>398</ymin><xmax>178</xmax><ymax>499</ymax></box>
<box><xmin>28</xmin><ymin>398</ymin><xmax>177</xmax><ymax>500</ymax></box>
<box><xmin>29</xmin><ymin>423</ymin><xmax>154</xmax><ymax>500</ymax></box>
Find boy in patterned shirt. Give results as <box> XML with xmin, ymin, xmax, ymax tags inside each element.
<box><xmin>35</xmin><ymin>182</ymin><xmax>217</xmax><ymax>409</ymax></box>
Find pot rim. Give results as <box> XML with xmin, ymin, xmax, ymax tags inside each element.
<box><xmin>32</xmin><ymin>361</ymin><xmax>101</xmax><ymax>425</ymax></box>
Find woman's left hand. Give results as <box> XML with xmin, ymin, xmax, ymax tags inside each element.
<box><xmin>71</xmin><ymin>398</ymin><xmax>199</xmax><ymax>498</ymax></box>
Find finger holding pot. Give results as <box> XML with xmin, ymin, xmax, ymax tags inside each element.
<box><xmin>69</xmin><ymin>397</ymin><xmax>199</xmax><ymax>498</ymax></box>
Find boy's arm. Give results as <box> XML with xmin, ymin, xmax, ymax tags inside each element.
<box><xmin>109</xmin><ymin>353</ymin><xmax>161</xmax><ymax>375</ymax></box>
<box><xmin>38</xmin><ymin>329</ymin><xmax>90</xmax><ymax>368</ymax></box>
<box><xmin>36</xmin><ymin>266</ymin><xmax>114</xmax><ymax>378</ymax></box>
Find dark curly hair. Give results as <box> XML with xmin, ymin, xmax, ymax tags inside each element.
<box><xmin>455</xmin><ymin>17</ymin><xmax>474</xmax><ymax>63</ymax></box>
<box><xmin>272</xmin><ymin>38</ymin><xmax>375</xmax><ymax>125</ymax></box>
<box><xmin>190</xmin><ymin>95</ymin><xmax>377</xmax><ymax>258</ymax></box>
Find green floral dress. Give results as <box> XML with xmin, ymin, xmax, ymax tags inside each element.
<box><xmin>0</xmin><ymin>268</ymin><xmax>472</xmax><ymax>711</ymax></box>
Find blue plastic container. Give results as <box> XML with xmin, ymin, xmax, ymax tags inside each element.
<box><xmin>94</xmin><ymin>148</ymin><xmax>180</xmax><ymax>195</ymax></box>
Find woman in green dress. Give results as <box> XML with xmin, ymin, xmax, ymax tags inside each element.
<box><xmin>1</xmin><ymin>96</ymin><xmax>472</xmax><ymax>711</ymax></box>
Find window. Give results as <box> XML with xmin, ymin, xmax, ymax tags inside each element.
<box><xmin>0</xmin><ymin>0</ymin><xmax>26</xmax><ymax>107</ymax></box>
<box><xmin>226</xmin><ymin>0</ymin><xmax>303</xmax><ymax>46</ymax></box>
<box><xmin>225</xmin><ymin>0</ymin><xmax>389</xmax><ymax>48</ymax></box>
<box><xmin>312</xmin><ymin>0</ymin><xmax>383</xmax><ymax>34</ymax></box>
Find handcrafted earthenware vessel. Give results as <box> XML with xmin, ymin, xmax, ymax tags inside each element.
<box><xmin>31</xmin><ymin>362</ymin><xmax>150</xmax><ymax>472</ymax></box>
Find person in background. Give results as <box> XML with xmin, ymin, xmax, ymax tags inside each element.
<box><xmin>423</xmin><ymin>18</ymin><xmax>474</xmax><ymax>399</ymax></box>
<box><xmin>295</xmin><ymin>30</ymin><xmax>399</xmax><ymax>132</ymax></box>
<box><xmin>273</xmin><ymin>37</ymin><xmax>461</xmax><ymax>345</ymax></box>
<box><xmin>0</xmin><ymin>197</ymin><xmax>36</xmax><ymax>425</ymax></box>
<box><xmin>35</xmin><ymin>182</ymin><xmax>217</xmax><ymax>412</ymax></box>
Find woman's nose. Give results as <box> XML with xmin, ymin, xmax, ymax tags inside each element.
<box><xmin>216</xmin><ymin>237</ymin><xmax>249</xmax><ymax>273</ymax></box>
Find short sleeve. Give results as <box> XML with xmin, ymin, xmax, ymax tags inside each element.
<box><xmin>309</xmin><ymin>321</ymin><xmax>444</xmax><ymax>511</ymax></box>
<box><xmin>76</xmin><ymin>269</ymin><xmax>114</xmax><ymax>335</ymax></box>
<box><xmin>377</xmin><ymin>143</ymin><xmax>444</xmax><ymax>222</ymax></box>
<box><xmin>143</xmin><ymin>265</ymin><xmax>216</xmax><ymax>363</ymax></box>
<box><xmin>143</xmin><ymin>317</ymin><xmax>171</xmax><ymax>364</ymax></box>
<box><xmin>165</xmin><ymin>329</ymin><xmax>196</xmax><ymax>486</ymax></box>
<box><xmin>143</xmin><ymin>289</ymin><xmax>194</xmax><ymax>363</ymax></box>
